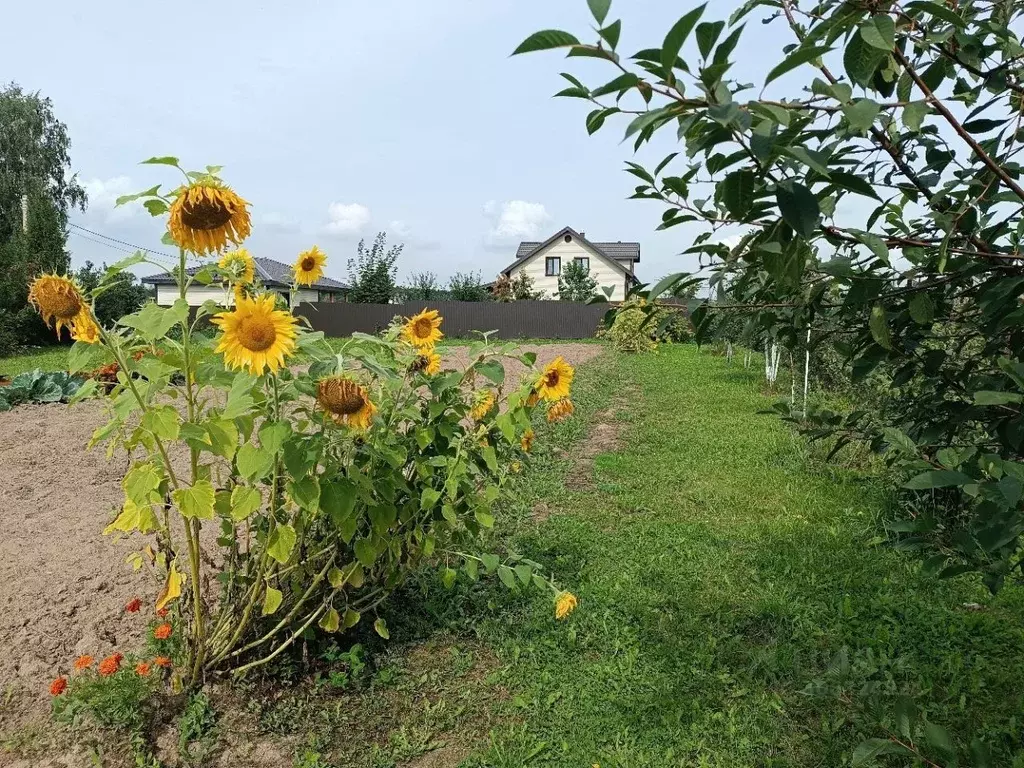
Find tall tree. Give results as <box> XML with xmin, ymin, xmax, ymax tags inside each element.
<box><xmin>346</xmin><ymin>232</ymin><xmax>402</xmax><ymax>304</ymax></box>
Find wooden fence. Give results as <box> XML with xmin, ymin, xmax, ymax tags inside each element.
<box><xmin>293</xmin><ymin>300</ymin><xmax>613</xmax><ymax>340</ymax></box>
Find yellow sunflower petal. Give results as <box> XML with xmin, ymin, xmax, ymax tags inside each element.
<box><xmin>28</xmin><ymin>274</ymin><xmax>87</xmax><ymax>339</ymax></box>
<box><xmin>535</xmin><ymin>356</ymin><xmax>575</xmax><ymax>402</ymax></box>
<box><xmin>293</xmin><ymin>246</ymin><xmax>327</xmax><ymax>287</ymax></box>
<box><xmin>218</xmin><ymin>248</ymin><xmax>256</xmax><ymax>285</ymax></box>
<box><xmin>168</xmin><ymin>181</ymin><xmax>251</xmax><ymax>255</ymax></box>
<box><xmin>316</xmin><ymin>375</ymin><xmax>377</xmax><ymax>430</ymax></box>
<box><xmin>401</xmin><ymin>309</ymin><xmax>444</xmax><ymax>350</ymax></box>
<box><xmin>211</xmin><ymin>294</ymin><xmax>298</xmax><ymax>375</ymax></box>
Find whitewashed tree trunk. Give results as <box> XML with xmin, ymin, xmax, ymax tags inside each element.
<box><xmin>790</xmin><ymin>350</ymin><xmax>796</xmax><ymax>405</ymax></box>
<box><xmin>764</xmin><ymin>340</ymin><xmax>781</xmax><ymax>386</ymax></box>
<box><xmin>726</xmin><ymin>341</ymin><xmax>734</xmax><ymax>364</ymax></box>
<box><xmin>803</xmin><ymin>328</ymin><xmax>811</xmax><ymax>419</ymax></box>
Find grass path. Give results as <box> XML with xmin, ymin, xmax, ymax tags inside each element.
<box><xmin>460</xmin><ymin>345</ymin><xmax>1024</xmax><ymax>767</ymax></box>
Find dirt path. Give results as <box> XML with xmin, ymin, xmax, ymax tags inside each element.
<box><xmin>0</xmin><ymin>343</ymin><xmax>601</xmax><ymax>744</ymax></box>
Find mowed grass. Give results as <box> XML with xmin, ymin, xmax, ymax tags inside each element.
<box><xmin>436</xmin><ymin>344</ymin><xmax>1024</xmax><ymax>767</ymax></box>
<box><xmin>0</xmin><ymin>346</ymin><xmax>69</xmax><ymax>377</ymax></box>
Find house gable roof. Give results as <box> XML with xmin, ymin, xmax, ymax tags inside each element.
<box><xmin>143</xmin><ymin>256</ymin><xmax>348</xmax><ymax>290</ymax></box>
<box><xmin>500</xmin><ymin>227</ymin><xmax>640</xmax><ymax>277</ymax></box>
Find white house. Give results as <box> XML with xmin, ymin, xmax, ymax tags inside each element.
<box><xmin>143</xmin><ymin>256</ymin><xmax>348</xmax><ymax>307</ymax></box>
<box><xmin>500</xmin><ymin>227</ymin><xmax>640</xmax><ymax>301</ymax></box>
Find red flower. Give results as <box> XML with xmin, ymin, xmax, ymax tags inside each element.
<box><xmin>49</xmin><ymin>677</ymin><xmax>68</xmax><ymax>696</ymax></box>
<box><xmin>124</xmin><ymin>598</ymin><xmax>142</xmax><ymax>613</ymax></box>
<box><xmin>73</xmin><ymin>655</ymin><xmax>94</xmax><ymax>672</ymax></box>
<box><xmin>156</xmin><ymin>608</ymin><xmax>169</xmax><ymax>618</ymax></box>
<box><xmin>135</xmin><ymin>662</ymin><xmax>151</xmax><ymax>677</ymax></box>
<box><xmin>98</xmin><ymin>655</ymin><xmax>120</xmax><ymax>676</ymax></box>
<box><xmin>153</xmin><ymin>622</ymin><xmax>173</xmax><ymax>640</ymax></box>
<box><xmin>112</xmin><ymin>652</ymin><xmax>124</xmax><ymax>663</ymax></box>
<box><xmin>153</xmin><ymin>656</ymin><xmax>172</xmax><ymax>668</ymax></box>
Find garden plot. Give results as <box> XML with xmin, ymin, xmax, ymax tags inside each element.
<box><xmin>0</xmin><ymin>343</ymin><xmax>601</xmax><ymax>742</ymax></box>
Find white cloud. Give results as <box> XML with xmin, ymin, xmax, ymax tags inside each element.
<box><xmin>81</xmin><ymin>176</ymin><xmax>138</xmax><ymax>223</ymax></box>
<box><xmin>483</xmin><ymin>200</ymin><xmax>552</xmax><ymax>247</ymax></box>
<box><xmin>322</xmin><ymin>202</ymin><xmax>371</xmax><ymax>236</ymax></box>
<box><xmin>388</xmin><ymin>219</ymin><xmax>440</xmax><ymax>251</ymax></box>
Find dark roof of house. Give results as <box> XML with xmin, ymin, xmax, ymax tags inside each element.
<box><xmin>143</xmin><ymin>256</ymin><xmax>348</xmax><ymax>290</ymax></box>
<box><xmin>501</xmin><ymin>227</ymin><xmax>641</xmax><ymax>277</ymax></box>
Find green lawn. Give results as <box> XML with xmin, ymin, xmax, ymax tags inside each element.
<box><xmin>417</xmin><ymin>344</ymin><xmax>1024</xmax><ymax>767</ymax></box>
<box><xmin>0</xmin><ymin>346</ymin><xmax>70</xmax><ymax>378</ymax></box>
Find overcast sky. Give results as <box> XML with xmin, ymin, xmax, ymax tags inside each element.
<box><xmin>4</xmin><ymin>1</ymin><xmax>783</xmax><ymax>285</ymax></box>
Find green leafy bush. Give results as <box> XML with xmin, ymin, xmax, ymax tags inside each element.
<box><xmin>0</xmin><ymin>368</ymin><xmax>82</xmax><ymax>410</ymax></box>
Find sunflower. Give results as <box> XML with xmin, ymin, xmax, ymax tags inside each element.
<box><xmin>293</xmin><ymin>245</ymin><xmax>327</xmax><ymax>286</ymax></box>
<box><xmin>410</xmin><ymin>351</ymin><xmax>442</xmax><ymax>375</ymax></box>
<box><xmin>28</xmin><ymin>274</ymin><xmax>87</xmax><ymax>338</ymax></box>
<box><xmin>218</xmin><ymin>248</ymin><xmax>256</xmax><ymax>285</ymax></box>
<box><xmin>317</xmin><ymin>375</ymin><xmax>377</xmax><ymax>430</ymax></box>
<box><xmin>471</xmin><ymin>390</ymin><xmax>496</xmax><ymax>421</ymax></box>
<box><xmin>401</xmin><ymin>309</ymin><xmax>443</xmax><ymax>350</ymax></box>
<box><xmin>526</xmin><ymin>390</ymin><xmax>540</xmax><ymax>408</ymax></box>
<box><xmin>212</xmin><ymin>294</ymin><xmax>299</xmax><ymax>375</ymax></box>
<box><xmin>535</xmin><ymin>357</ymin><xmax>574</xmax><ymax>402</ymax></box>
<box><xmin>521</xmin><ymin>429</ymin><xmax>535</xmax><ymax>453</ymax></box>
<box><xmin>70</xmin><ymin>312</ymin><xmax>102</xmax><ymax>344</ymax></box>
<box><xmin>555</xmin><ymin>591</ymin><xmax>578</xmax><ymax>620</ymax></box>
<box><xmin>546</xmin><ymin>399</ymin><xmax>574</xmax><ymax>423</ymax></box>
<box><xmin>168</xmin><ymin>180</ymin><xmax>251</xmax><ymax>254</ymax></box>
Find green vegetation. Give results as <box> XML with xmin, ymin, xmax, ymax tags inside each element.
<box><xmin>0</xmin><ymin>346</ymin><xmax>69</xmax><ymax>377</ymax></box>
<box><xmin>448</xmin><ymin>345</ymin><xmax>1024</xmax><ymax>766</ymax></box>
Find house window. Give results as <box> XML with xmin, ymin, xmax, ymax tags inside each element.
<box><xmin>574</xmin><ymin>257</ymin><xmax>589</xmax><ymax>271</ymax></box>
<box><xmin>545</xmin><ymin>257</ymin><xmax>561</xmax><ymax>276</ymax></box>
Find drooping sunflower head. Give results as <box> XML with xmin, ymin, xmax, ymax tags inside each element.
<box><xmin>28</xmin><ymin>274</ymin><xmax>87</xmax><ymax>338</ymax></box>
<box><xmin>401</xmin><ymin>309</ymin><xmax>444</xmax><ymax>350</ymax></box>
<box><xmin>218</xmin><ymin>248</ymin><xmax>256</xmax><ymax>285</ymax></box>
<box><xmin>526</xmin><ymin>390</ymin><xmax>540</xmax><ymax>408</ymax></box>
<box><xmin>555</xmin><ymin>591</ymin><xmax>578</xmax><ymax>620</ymax></box>
<box><xmin>70</xmin><ymin>312</ymin><xmax>101</xmax><ymax>344</ymax></box>
<box><xmin>521</xmin><ymin>429</ymin><xmax>535</xmax><ymax>453</ymax></box>
<box><xmin>546</xmin><ymin>398</ymin><xmax>574</xmax><ymax>423</ymax></box>
<box><xmin>535</xmin><ymin>356</ymin><xmax>574</xmax><ymax>402</ymax></box>
<box><xmin>471</xmin><ymin>389</ymin><xmax>496</xmax><ymax>421</ymax></box>
<box><xmin>317</xmin><ymin>375</ymin><xmax>377</xmax><ymax>430</ymax></box>
<box><xmin>212</xmin><ymin>293</ymin><xmax>299</xmax><ymax>375</ymax></box>
<box><xmin>293</xmin><ymin>245</ymin><xmax>327</xmax><ymax>287</ymax></box>
<box><xmin>409</xmin><ymin>351</ymin><xmax>442</xmax><ymax>376</ymax></box>
<box><xmin>168</xmin><ymin>180</ymin><xmax>251</xmax><ymax>254</ymax></box>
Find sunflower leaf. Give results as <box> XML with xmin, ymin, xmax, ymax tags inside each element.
<box><xmin>172</xmin><ymin>480</ymin><xmax>216</xmax><ymax>520</ymax></box>
<box><xmin>267</xmin><ymin>524</ymin><xmax>297</xmax><ymax>564</ymax></box>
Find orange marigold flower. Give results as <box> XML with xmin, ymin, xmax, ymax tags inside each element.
<box><xmin>125</xmin><ymin>598</ymin><xmax>142</xmax><ymax>613</ymax></box>
<box><xmin>135</xmin><ymin>662</ymin><xmax>151</xmax><ymax>677</ymax></box>
<box><xmin>156</xmin><ymin>608</ymin><xmax>169</xmax><ymax>618</ymax></box>
<box><xmin>73</xmin><ymin>654</ymin><xmax>94</xmax><ymax>672</ymax></box>
<box><xmin>153</xmin><ymin>656</ymin><xmax>172</xmax><ymax>668</ymax></box>
<box><xmin>50</xmin><ymin>677</ymin><xmax>68</xmax><ymax>696</ymax></box>
<box><xmin>153</xmin><ymin>622</ymin><xmax>173</xmax><ymax>640</ymax></box>
<box><xmin>98</xmin><ymin>655</ymin><xmax>121</xmax><ymax>676</ymax></box>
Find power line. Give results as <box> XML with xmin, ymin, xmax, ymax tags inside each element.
<box><xmin>68</xmin><ymin>222</ymin><xmax>175</xmax><ymax>257</ymax></box>
<box><xmin>69</xmin><ymin>229</ymin><xmax>141</xmax><ymax>256</ymax></box>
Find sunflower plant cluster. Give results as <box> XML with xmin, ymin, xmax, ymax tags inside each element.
<box><xmin>29</xmin><ymin>156</ymin><xmax>578</xmax><ymax>694</ymax></box>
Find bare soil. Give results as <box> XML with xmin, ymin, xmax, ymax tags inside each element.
<box><xmin>0</xmin><ymin>343</ymin><xmax>601</xmax><ymax>761</ymax></box>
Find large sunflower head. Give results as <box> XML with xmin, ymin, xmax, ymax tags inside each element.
<box><xmin>212</xmin><ymin>294</ymin><xmax>298</xmax><ymax>374</ymax></box>
<box><xmin>317</xmin><ymin>375</ymin><xmax>377</xmax><ymax>430</ymax></box>
<box><xmin>168</xmin><ymin>180</ymin><xmax>251</xmax><ymax>255</ymax></box>
<box><xmin>535</xmin><ymin>356</ymin><xmax>575</xmax><ymax>402</ymax></box>
<box><xmin>293</xmin><ymin>246</ymin><xmax>327</xmax><ymax>287</ymax></box>
<box><xmin>71</xmin><ymin>312</ymin><xmax>102</xmax><ymax>344</ymax></box>
<box><xmin>409</xmin><ymin>351</ymin><xmax>442</xmax><ymax>376</ymax></box>
<box><xmin>218</xmin><ymin>248</ymin><xmax>256</xmax><ymax>285</ymax></box>
<box><xmin>471</xmin><ymin>389</ymin><xmax>496</xmax><ymax>421</ymax></box>
<box><xmin>28</xmin><ymin>274</ymin><xmax>87</xmax><ymax>338</ymax></box>
<box><xmin>401</xmin><ymin>309</ymin><xmax>444</xmax><ymax>350</ymax></box>
<box><xmin>546</xmin><ymin>398</ymin><xmax>574</xmax><ymax>423</ymax></box>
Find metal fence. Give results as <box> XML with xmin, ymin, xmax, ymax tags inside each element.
<box><xmin>294</xmin><ymin>300</ymin><xmax>613</xmax><ymax>340</ymax></box>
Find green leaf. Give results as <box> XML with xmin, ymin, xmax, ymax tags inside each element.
<box><xmin>123</xmin><ymin>463</ymin><xmax>162</xmax><ymax>505</ymax></box>
<box><xmin>695</xmin><ymin>21</ymin><xmax>724</xmax><ymax>60</ymax></box>
<box><xmin>828</xmin><ymin>170</ymin><xmax>881</xmax><ymax>200</ymax></box>
<box><xmin>481</xmin><ymin>554</ymin><xmax>500</xmax><ymax>573</ymax></box>
<box><xmin>974</xmin><ymin>391</ymin><xmax>1024</xmax><ymax>405</ymax></box>
<box><xmin>204</xmin><ymin>418</ymin><xmax>238</xmax><ymax>460</ymax></box>
<box><xmin>261</xmin><ymin>586</ymin><xmax>283</xmax><ymax>616</ymax></box>
<box><xmin>512</xmin><ymin>30</ymin><xmax>580</xmax><ymax>55</ymax></box>
<box><xmin>859</xmin><ymin>15</ymin><xmax>895</xmax><ymax>51</ymax></box>
<box><xmin>903</xmin><ymin>100</ymin><xmax>929</xmax><ymax>132</ymax></box>
<box><xmin>843</xmin><ymin>98</ymin><xmax>881</xmax><ymax>133</ymax></box>
<box><xmin>141</xmin><ymin>405</ymin><xmax>180</xmax><ymax>440</ymax></box>
<box><xmin>587</xmin><ymin>0</ymin><xmax>611</xmax><ymax>24</ymax></box>
<box><xmin>374</xmin><ymin>617</ymin><xmax>390</xmax><ymax>639</ymax></box>
<box><xmin>776</xmin><ymin>181</ymin><xmax>820</xmax><ymax>240</ymax></box>
<box><xmin>648</xmin><ymin>272</ymin><xmax>689</xmax><ymax>300</ymax></box>
<box><xmin>321</xmin><ymin>480</ymin><xmax>357</xmax><ymax>528</ymax></box>
<box><xmin>869</xmin><ymin>304</ymin><xmax>893</xmax><ymax>350</ymax></box>
<box><xmin>143</xmin><ymin>199</ymin><xmax>169</xmax><ymax>217</ymax></box>
<box><xmin>222</xmin><ymin>373</ymin><xmax>256</xmax><ymax>419</ymax></box>
<box><xmin>904</xmin><ymin>470</ymin><xmax>974</xmax><ymax>489</ymax></box>
<box><xmin>514</xmin><ymin>564</ymin><xmax>534</xmax><ymax>585</ymax></box>
<box><xmin>172</xmin><ymin>480</ymin><xmax>216</xmax><ymax>520</ymax></box>
<box><xmin>497</xmin><ymin>565</ymin><xmax>518</xmax><ymax>589</ymax></box>
<box><xmin>851</xmin><ymin>229</ymin><xmax>890</xmax><ymax>265</ymax></box>
<box><xmin>230</xmin><ymin>486</ymin><xmax>262</xmax><ymax>521</ymax></box>
<box><xmin>599</xmin><ymin>20</ymin><xmax>621</xmax><ymax>50</ymax></box>
<box><xmin>475</xmin><ymin>360</ymin><xmax>505</xmax><ymax>386</ymax></box>
<box><xmin>905</xmin><ymin>1</ymin><xmax>965</xmax><ymax>28</ymax></box>
<box><xmin>852</xmin><ymin>738</ymin><xmax>909</xmax><ymax>766</ymax></box>
<box><xmin>119</xmin><ymin>299</ymin><xmax>188</xmax><ymax>341</ymax></box>
<box><xmin>259</xmin><ymin>421</ymin><xmax>292</xmax><ymax>454</ymax></box>
<box><xmin>844</xmin><ymin>32</ymin><xmax>887</xmax><ymax>87</ymax></box>
<box><xmin>442</xmin><ymin>567</ymin><xmax>458</xmax><ymax>589</ymax></box>
<box><xmin>343</xmin><ymin>608</ymin><xmax>361</xmax><ymax>628</ymax></box>
<box><xmin>140</xmin><ymin>156</ymin><xmax>180</xmax><ymax>167</ymax></box>
<box><xmin>287</xmin><ymin>476</ymin><xmax>321</xmax><ymax>512</ymax></box>
<box><xmin>355</xmin><ymin>537</ymin><xmax>378</xmax><ymax>567</ymax></box>
<box><xmin>319</xmin><ymin>608</ymin><xmax>341</xmax><ymax>632</ymax></box>
<box><xmin>267</xmin><ymin>524</ymin><xmax>297</xmax><ymax>564</ymax></box>
<box><xmin>661</xmin><ymin>4</ymin><xmax>706</xmax><ymax>74</ymax></box>
<box><xmin>720</xmin><ymin>169</ymin><xmax>757</xmax><ymax>219</ymax></box>
<box><xmin>236</xmin><ymin>444</ymin><xmax>274</xmax><ymax>481</ymax></box>
<box><xmin>922</xmin><ymin>722</ymin><xmax>954</xmax><ymax>756</ymax></box>
<box><xmin>908</xmin><ymin>293</ymin><xmax>934</xmax><ymax>324</ymax></box>
<box><xmin>475</xmin><ymin>509</ymin><xmax>496</xmax><ymax>528</ymax></box>
<box><xmin>115</xmin><ymin>186</ymin><xmax>161</xmax><ymax>207</ymax></box>
<box><xmin>765</xmin><ymin>45</ymin><xmax>832</xmax><ymax>86</ymax></box>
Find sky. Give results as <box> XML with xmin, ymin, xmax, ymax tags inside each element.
<box><xmin>3</xmin><ymin>1</ymin><xmax>788</xmax><ymax>286</ymax></box>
